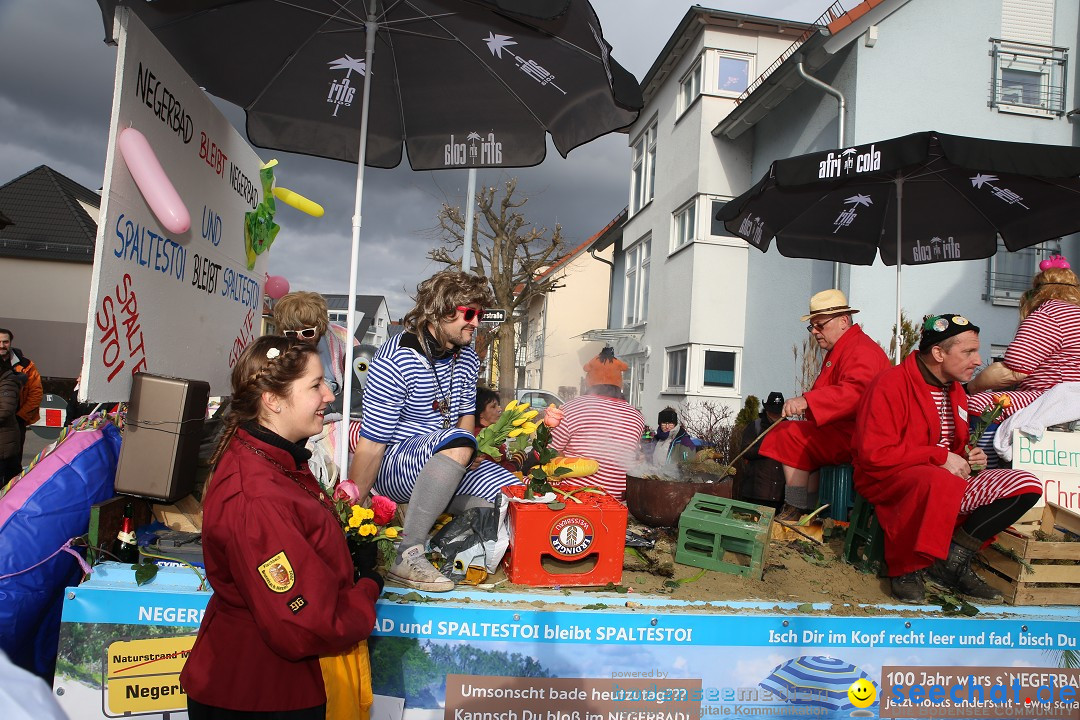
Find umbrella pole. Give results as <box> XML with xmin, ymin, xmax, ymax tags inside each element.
<box><xmin>894</xmin><ymin>175</ymin><xmax>903</xmax><ymax>365</ymax></box>
<box><xmin>462</xmin><ymin>168</ymin><xmax>477</xmax><ymax>273</ymax></box>
<box><xmin>338</xmin><ymin>1</ymin><xmax>379</xmax><ymax>479</ymax></box>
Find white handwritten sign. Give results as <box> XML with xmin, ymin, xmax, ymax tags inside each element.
<box><xmin>1013</xmin><ymin>431</ymin><xmax>1080</xmax><ymax>513</ymax></box>
<box><xmin>81</xmin><ymin>8</ymin><xmax>268</xmax><ymax>400</ymax></box>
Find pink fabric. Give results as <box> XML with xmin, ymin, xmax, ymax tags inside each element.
<box><xmin>0</xmin><ymin>429</ymin><xmax>101</xmax><ymax>528</ymax></box>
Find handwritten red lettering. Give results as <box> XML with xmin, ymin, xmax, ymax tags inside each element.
<box><xmin>96</xmin><ymin>273</ymin><xmax>148</xmax><ymax>385</ymax></box>
<box><xmin>228</xmin><ymin>308</ymin><xmax>257</xmax><ymax>368</ymax></box>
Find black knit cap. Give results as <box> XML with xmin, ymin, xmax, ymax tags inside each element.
<box><xmin>657</xmin><ymin>408</ymin><xmax>678</xmax><ymax>425</ymax></box>
<box><xmin>918</xmin><ymin>313</ymin><xmax>981</xmax><ymax>352</ymax></box>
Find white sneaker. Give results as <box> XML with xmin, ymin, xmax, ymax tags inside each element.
<box><xmin>389</xmin><ymin>545</ymin><xmax>454</xmax><ymax>592</ymax></box>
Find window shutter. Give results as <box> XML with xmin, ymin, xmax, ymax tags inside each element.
<box><xmin>1001</xmin><ymin>0</ymin><xmax>1055</xmax><ymax>45</ymax></box>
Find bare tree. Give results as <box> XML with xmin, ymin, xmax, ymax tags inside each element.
<box><xmin>431</xmin><ymin>178</ymin><xmax>566</xmax><ymax>395</ymax></box>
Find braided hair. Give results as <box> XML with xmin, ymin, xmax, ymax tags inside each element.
<box><xmin>209</xmin><ymin>335</ymin><xmax>320</xmax><ymax>467</ymax></box>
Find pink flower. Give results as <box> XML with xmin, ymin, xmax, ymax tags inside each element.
<box><xmin>543</xmin><ymin>405</ymin><xmax>564</xmax><ymax>428</ymax></box>
<box><xmin>333</xmin><ymin>480</ymin><xmax>362</xmax><ymax>504</ymax></box>
<box><xmin>371</xmin><ymin>494</ymin><xmax>397</xmax><ymax>526</ymax></box>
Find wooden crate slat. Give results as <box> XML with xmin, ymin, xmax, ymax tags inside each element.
<box><xmin>1022</xmin><ymin>564</ymin><xmax>1080</xmax><ymax>584</ymax></box>
<box><xmin>1043</xmin><ymin>502</ymin><xmax>1080</xmax><ymax>538</ymax></box>
<box><xmin>1023</xmin><ymin>542</ymin><xmax>1080</xmax><ymax>560</ymax></box>
<box><xmin>1013</xmin><ymin>586</ymin><xmax>1080</xmax><ymax>606</ymax></box>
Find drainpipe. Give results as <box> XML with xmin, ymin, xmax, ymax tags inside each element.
<box><xmin>797</xmin><ymin>58</ymin><xmax>846</xmax><ymax>288</ymax></box>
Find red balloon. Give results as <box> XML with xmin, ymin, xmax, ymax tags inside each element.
<box><xmin>265</xmin><ymin>275</ymin><xmax>290</xmax><ymax>300</ymax></box>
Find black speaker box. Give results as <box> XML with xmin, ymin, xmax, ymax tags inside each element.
<box><xmin>114</xmin><ymin>373</ymin><xmax>210</xmax><ymax>502</ymax></box>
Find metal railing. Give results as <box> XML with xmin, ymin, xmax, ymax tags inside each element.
<box><xmin>737</xmin><ymin>0</ymin><xmax>848</xmax><ymax>103</ymax></box>
<box><xmin>988</xmin><ymin>38</ymin><xmax>1068</xmax><ymax>115</ymax></box>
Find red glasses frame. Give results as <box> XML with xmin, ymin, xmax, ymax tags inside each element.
<box><xmin>456</xmin><ymin>305</ymin><xmax>484</xmax><ymax>322</ymax></box>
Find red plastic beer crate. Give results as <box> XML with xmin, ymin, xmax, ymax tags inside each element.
<box><xmin>501</xmin><ymin>483</ymin><xmax>627</xmax><ymax>587</ymax></box>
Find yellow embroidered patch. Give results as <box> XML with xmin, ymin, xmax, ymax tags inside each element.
<box><xmin>258</xmin><ymin>551</ymin><xmax>295</xmax><ymax>593</ymax></box>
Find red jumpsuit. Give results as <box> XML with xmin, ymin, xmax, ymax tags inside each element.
<box><xmin>761</xmin><ymin>324</ymin><xmax>889</xmax><ymax>470</ymax></box>
<box><xmin>853</xmin><ymin>354</ymin><xmax>1042</xmax><ymax>576</ymax></box>
<box><xmin>180</xmin><ymin>427</ymin><xmax>380</xmax><ymax>712</ymax></box>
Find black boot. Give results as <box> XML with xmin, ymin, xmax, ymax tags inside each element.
<box><xmin>927</xmin><ymin>528</ymin><xmax>1003</xmax><ymax>604</ymax></box>
<box><xmin>890</xmin><ymin>571</ymin><xmax>925</xmax><ymax>604</ymax></box>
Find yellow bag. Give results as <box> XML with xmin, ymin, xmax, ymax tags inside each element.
<box><xmin>319</xmin><ymin>639</ymin><xmax>373</xmax><ymax>720</ymax></box>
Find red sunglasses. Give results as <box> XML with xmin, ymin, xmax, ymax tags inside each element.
<box><xmin>456</xmin><ymin>305</ymin><xmax>485</xmax><ymax>322</ymax></box>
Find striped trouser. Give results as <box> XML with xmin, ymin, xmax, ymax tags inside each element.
<box><xmin>967</xmin><ymin>389</ymin><xmax>1045</xmax><ymax>419</ymax></box>
<box><xmin>958</xmin><ymin>468</ymin><xmax>1043</xmax><ymax>514</ymax></box>
<box><xmin>374</xmin><ymin>429</ymin><xmax>519</xmax><ymax>504</ymax></box>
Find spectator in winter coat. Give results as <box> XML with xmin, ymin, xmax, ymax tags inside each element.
<box><xmin>0</xmin><ymin>329</ymin><xmax>42</xmax><ymax>458</ymax></box>
<box><xmin>0</xmin><ymin>366</ymin><xmax>27</xmax><ymax>481</ymax></box>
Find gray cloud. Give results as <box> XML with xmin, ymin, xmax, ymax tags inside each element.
<box><xmin>0</xmin><ymin>0</ymin><xmax>822</xmax><ymax>318</ymax></box>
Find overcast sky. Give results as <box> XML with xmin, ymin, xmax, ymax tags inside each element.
<box><xmin>0</xmin><ymin>0</ymin><xmax>824</xmax><ymax>317</ymax></box>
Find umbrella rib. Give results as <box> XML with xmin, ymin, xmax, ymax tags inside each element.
<box><xmin>271</xmin><ymin>0</ymin><xmax>366</xmax><ymax>28</ymax></box>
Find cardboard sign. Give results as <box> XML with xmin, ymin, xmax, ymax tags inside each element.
<box><xmin>1013</xmin><ymin>430</ymin><xmax>1080</xmax><ymax>512</ymax></box>
<box><xmin>81</xmin><ymin>7</ymin><xmax>268</xmax><ymax>401</ymax></box>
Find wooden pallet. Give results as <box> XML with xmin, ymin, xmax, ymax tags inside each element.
<box><xmin>976</xmin><ymin>503</ymin><xmax>1080</xmax><ymax>605</ymax></box>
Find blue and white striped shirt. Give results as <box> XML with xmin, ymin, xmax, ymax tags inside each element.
<box><xmin>360</xmin><ymin>332</ymin><xmax>478</xmax><ymax>444</ymax></box>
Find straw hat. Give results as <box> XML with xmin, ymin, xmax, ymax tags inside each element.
<box><xmin>800</xmin><ymin>289</ymin><xmax>860</xmax><ymax>322</ymax></box>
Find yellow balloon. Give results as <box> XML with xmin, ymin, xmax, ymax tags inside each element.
<box><xmin>273</xmin><ymin>186</ymin><xmax>324</xmax><ymax>217</ymax></box>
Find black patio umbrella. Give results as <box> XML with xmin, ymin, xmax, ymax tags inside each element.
<box><xmin>94</xmin><ymin>0</ymin><xmax>641</xmax><ymax>169</ymax></box>
<box><xmin>94</xmin><ymin>0</ymin><xmax>643</xmax><ymax>470</ymax></box>
<box><xmin>716</xmin><ymin>130</ymin><xmax>1080</xmax><ymax>356</ymax></box>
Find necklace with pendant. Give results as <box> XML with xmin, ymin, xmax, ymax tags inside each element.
<box><xmin>428</xmin><ymin>352</ymin><xmax>456</xmax><ymax>429</ymax></box>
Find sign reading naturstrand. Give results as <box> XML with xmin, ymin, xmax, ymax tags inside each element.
<box><xmin>81</xmin><ymin>7</ymin><xmax>267</xmax><ymax>400</ymax></box>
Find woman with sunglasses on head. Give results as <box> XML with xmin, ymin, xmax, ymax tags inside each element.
<box><xmin>180</xmin><ymin>335</ymin><xmax>382</xmax><ymax>720</ymax></box>
<box><xmin>273</xmin><ymin>292</ymin><xmax>360</xmax><ymax>488</ymax></box>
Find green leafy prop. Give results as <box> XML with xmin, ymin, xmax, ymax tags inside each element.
<box><xmin>244</xmin><ymin>162</ymin><xmax>280</xmax><ymax>270</ymax></box>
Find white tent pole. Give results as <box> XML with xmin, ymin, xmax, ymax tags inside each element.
<box><xmin>338</xmin><ymin>0</ymin><xmax>379</xmax><ymax>479</ymax></box>
<box><xmin>462</xmin><ymin>168</ymin><xmax>477</xmax><ymax>273</ymax></box>
<box><xmin>894</xmin><ymin>175</ymin><xmax>904</xmax><ymax>365</ymax></box>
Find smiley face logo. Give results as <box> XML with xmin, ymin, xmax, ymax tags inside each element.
<box><xmin>847</xmin><ymin>678</ymin><xmax>877</xmax><ymax>708</ymax></box>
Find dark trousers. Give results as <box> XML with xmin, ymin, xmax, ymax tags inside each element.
<box><xmin>187</xmin><ymin>698</ymin><xmax>326</xmax><ymax>720</ymax></box>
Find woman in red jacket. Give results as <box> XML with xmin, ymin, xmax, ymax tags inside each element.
<box><xmin>181</xmin><ymin>335</ymin><xmax>382</xmax><ymax>719</ymax></box>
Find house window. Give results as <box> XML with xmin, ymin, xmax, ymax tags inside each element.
<box><xmin>716</xmin><ymin>54</ymin><xmax>751</xmax><ymax>95</ymax></box>
<box><xmin>672</xmin><ymin>199</ymin><xmax>697</xmax><ymax>251</ymax></box>
<box><xmin>703</xmin><ymin>350</ymin><xmax>736</xmax><ymax>388</ymax></box>
<box><xmin>630</xmin><ymin>121</ymin><xmax>657</xmax><ymax>214</ymax></box>
<box><xmin>678</xmin><ymin>58</ymin><xmax>702</xmax><ymax>115</ymax></box>
<box><xmin>623</xmin><ymin>236</ymin><xmax>650</xmax><ymax>326</ymax></box>
<box><xmin>989</xmin><ymin>38</ymin><xmax>1067</xmax><ymax>115</ymax></box>
<box><xmin>710</xmin><ymin>199</ymin><xmax>735</xmax><ymax>237</ymax></box>
<box><xmin>666</xmin><ymin>348</ymin><xmax>688</xmax><ymax>390</ymax></box>
<box><xmin>987</xmin><ymin>238</ymin><xmax>1061</xmax><ymax>304</ymax></box>
<box><xmin>625</xmin><ymin>356</ymin><xmax>647</xmax><ymax>408</ymax></box>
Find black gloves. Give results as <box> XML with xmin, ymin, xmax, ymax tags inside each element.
<box><xmin>348</xmin><ymin>538</ymin><xmax>384</xmax><ymax>592</ymax></box>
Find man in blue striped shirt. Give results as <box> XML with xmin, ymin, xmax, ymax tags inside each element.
<box><xmin>349</xmin><ymin>270</ymin><xmax>517</xmax><ymax>591</ymax></box>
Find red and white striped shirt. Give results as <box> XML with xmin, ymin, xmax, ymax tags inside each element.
<box><xmin>550</xmin><ymin>394</ymin><xmax>645</xmax><ymax>500</ymax></box>
<box><xmin>1005</xmin><ymin>299</ymin><xmax>1080</xmax><ymax>391</ymax></box>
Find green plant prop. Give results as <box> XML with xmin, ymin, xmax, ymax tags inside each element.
<box><xmin>244</xmin><ymin>161</ymin><xmax>280</xmax><ymax>270</ymax></box>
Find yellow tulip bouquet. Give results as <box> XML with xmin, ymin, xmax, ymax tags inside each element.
<box><xmin>475</xmin><ymin>400</ymin><xmax>541</xmax><ymax>461</ymax></box>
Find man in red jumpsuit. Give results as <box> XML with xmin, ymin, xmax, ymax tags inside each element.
<box><xmin>853</xmin><ymin>314</ymin><xmax>1042</xmax><ymax>604</ymax></box>
<box><xmin>760</xmin><ymin>290</ymin><xmax>889</xmax><ymax>521</ymax></box>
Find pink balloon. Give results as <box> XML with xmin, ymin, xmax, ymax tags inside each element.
<box><xmin>265</xmin><ymin>275</ymin><xmax>290</xmax><ymax>300</ymax></box>
<box><xmin>117</xmin><ymin>127</ymin><xmax>191</xmax><ymax>235</ymax></box>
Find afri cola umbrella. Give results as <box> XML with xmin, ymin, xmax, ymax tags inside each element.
<box><xmin>95</xmin><ymin>0</ymin><xmax>643</xmax><ymax>471</ymax></box>
<box><xmin>716</xmin><ymin>130</ymin><xmax>1080</xmax><ymax>356</ymax></box>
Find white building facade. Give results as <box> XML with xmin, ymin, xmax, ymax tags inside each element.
<box><xmin>601</xmin><ymin>0</ymin><xmax>1080</xmax><ymax>424</ymax></box>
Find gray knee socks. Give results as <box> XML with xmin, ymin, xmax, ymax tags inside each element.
<box><xmin>399</xmin><ymin>454</ymin><xmax>466</xmax><ymax>558</ymax></box>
